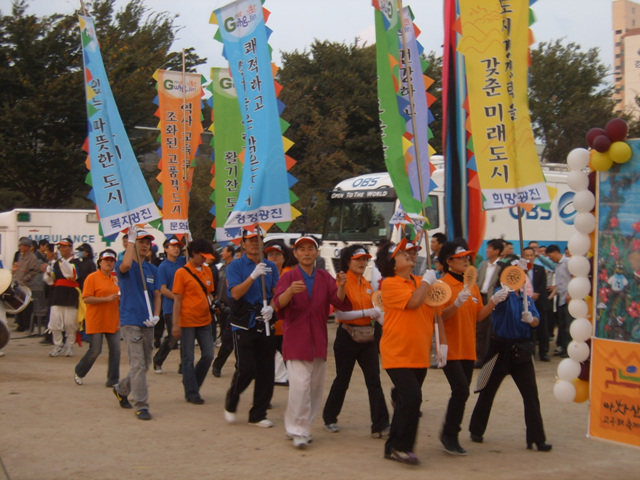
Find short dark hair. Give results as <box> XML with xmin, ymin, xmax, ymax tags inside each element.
<box><xmin>432</xmin><ymin>233</ymin><xmax>447</xmax><ymax>245</ymax></box>
<box><xmin>546</xmin><ymin>244</ymin><xmax>561</xmax><ymax>254</ymax></box>
<box><xmin>522</xmin><ymin>247</ymin><xmax>534</xmax><ymax>255</ymax></box>
<box><xmin>340</xmin><ymin>244</ymin><xmax>368</xmax><ymax>273</ymax></box>
<box><xmin>223</xmin><ymin>244</ymin><xmax>236</xmax><ymax>256</ymax></box>
<box><xmin>487</xmin><ymin>238</ymin><xmax>505</xmax><ymax>254</ymax></box>
<box><xmin>374</xmin><ymin>241</ymin><xmax>396</xmax><ymax>278</ymax></box>
<box><xmin>187</xmin><ymin>238</ymin><xmax>214</xmax><ymax>257</ymax></box>
<box><xmin>38</xmin><ymin>239</ymin><xmax>50</xmax><ymax>247</ymax></box>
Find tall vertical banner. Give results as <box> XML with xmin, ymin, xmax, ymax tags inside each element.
<box><xmin>79</xmin><ymin>15</ymin><xmax>160</xmax><ymax>237</ymax></box>
<box><xmin>212</xmin><ymin>0</ymin><xmax>292</xmax><ymax>228</ymax></box>
<box><xmin>457</xmin><ymin>0</ymin><xmax>549</xmax><ymax>210</ymax></box>
<box><xmin>208</xmin><ymin>67</ymin><xmax>245</xmax><ymax>242</ymax></box>
<box><xmin>590</xmin><ymin>139</ymin><xmax>640</xmax><ymax>448</ymax></box>
<box><xmin>154</xmin><ymin>69</ymin><xmax>204</xmax><ymax>237</ymax></box>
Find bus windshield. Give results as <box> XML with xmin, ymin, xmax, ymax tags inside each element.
<box><xmin>323</xmin><ymin>198</ymin><xmax>396</xmax><ymax>242</ymax></box>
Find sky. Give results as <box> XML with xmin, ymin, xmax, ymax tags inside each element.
<box><xmin>2</xmin><ymin>0</ymin><xmax>616</xmax><ymax>81</ymax></box>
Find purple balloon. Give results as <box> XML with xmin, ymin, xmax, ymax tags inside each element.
<box><xmin>593</xmin><ymin>134</ymin><xmax>612</xmax><ymax>153</ymax></box>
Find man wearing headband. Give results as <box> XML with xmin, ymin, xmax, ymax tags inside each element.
<box><xmin>44</xmin><ymin>238</ymin><xmax>81</xmax><ymax>357</ymax></box>
<box><xmin>223</xmin><ymin>228</ymin><xmax>279</xmax><ymax>428</ymax></box>
<box><xmin>274</xmin><ymin>236</ymin><xmax>351</xmax><ymax>448</ymax></box>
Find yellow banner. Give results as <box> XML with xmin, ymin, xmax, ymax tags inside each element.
<box><xmin>589</xmin><ymin>338</ymin><xmax>640</xmax><ymax>447</ymax></box>
<box><xmin>156</xmin><ymin>70</ymin><xmax>203</xmax><ymax>235</ymax></box>
<box><xmin>458</xmin><ymin>0</ymin><xmax>549</xmax><ymax>210</ymax></box>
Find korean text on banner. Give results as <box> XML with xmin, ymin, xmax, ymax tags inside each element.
<box><xmin>213</xmin><ymin>0</ymin><xmax>291</xmax><ymax>228</ymax></box>
<box><xmin>156</xmin><ymin>70</ymin><xmax>203</xmax><ymax>236</ymax></box>
<box><xmin>211</xmin><ymin>67</ymin><xmax>245</xmax><ymax>242</ymax></box>
<box><xmin>457</xmin><ymin>0</ymin><xmax>549</xmax><ymax>210</ymax></box>
<box><xmin>80</xmin><ymin>15</ymin><xmax>160</xmax><ymax>237</ymax></box>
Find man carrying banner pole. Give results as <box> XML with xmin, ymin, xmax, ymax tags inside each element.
<box><xmin>112</xmin><ymin>227</ymin><xmax>161</xmax><ymax>421</ymax></box>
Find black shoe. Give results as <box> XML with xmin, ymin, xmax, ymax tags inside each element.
<box><xmin>154</xmin><ymin>338</ymin><xmax>161</xmax><ymax>349</ymax></box>
<box><xmin>540</xmin><ymin>354</ymin><xmax>551</xmax><ymax>362</ymax></box>
<box><xmin>470</xmin><ymin>433</ymin><xmax>483</xmax><ymax>443</ymax></box>
<box><xmin>187</xmin><ymin>396</ymin><xmax>205</xmax><ymax>405</ymax></box>
<box><xmin>212</xmin><ymin>367</ymin><xmax>221</xmax><ymax>378</ymax></box>
<box><xmin>136</xmin><ymin>408</ymin><xmax>152</xmax><ymax>420</ymax></box>
<box><xmin>527</xmin><ymin>441</ymin><xmax>552</xmax><ymax>452</ymax></box>
<box><xmin>113</xmin><ymin>387</ymin><xmax>132</xmax><ymax>409</ymax></box>
<box><xmin>274</xmin><ymin>381</ymin><xmax>289</xmax><ymax>386</ymax></box>
<box><xmin>440</xmin><ymin>433</ymin><xmax>468</xmax><ymax>456</ymax></box>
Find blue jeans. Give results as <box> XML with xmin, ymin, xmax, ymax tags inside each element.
<box><xmin>75</xmin><ymin>331</ymin><xmax>121</xmax><ymax>385</ymax></box>
<box><xmin>181</xmin><ymin>324</ymin><xmax>214</xmax><ymax>401</ymax></box>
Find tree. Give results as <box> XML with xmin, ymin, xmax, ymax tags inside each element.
<box><xmin>529</xmin><ymin>40</ymin><xmax>614</xmax><ymax>164</ymax></box>
<box><xmin>0</xmin><ymin>0</ymin><xmax>205</xmax><ymax>209</ymax></box>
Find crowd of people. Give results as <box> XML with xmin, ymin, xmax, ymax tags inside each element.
<box><xmin>3</xmin><ymin>229</ymin><xmax>574</xmax><ymax>465</ymax></box>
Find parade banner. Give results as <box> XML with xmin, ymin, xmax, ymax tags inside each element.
<box><xmin>208</xmin><ymin>67</ymin><xmax>245</xmax><ymax>242</ymax></box>
<box><xmin>457</xmin><ymin>0</ymin><xmax>549</xmax><ymax>210</ymax></box>
<box><xmin>591</xmin><ymin>138</ymin><xmax>640</xmax><ymax>447</ymax></box>
<box><xmin>80</xmin><ymin>15</ymin><xmax>160</xmax><ymax>238</ymax></box>
<box><xmin>154</xmin><ymin>69</ymin><xmax>204</xmax><ymax>237</ymax></box>
<box><xmin>211</xmin><ymin>0</ymin><xmax>292</xmax><ymax>228</ymax></box>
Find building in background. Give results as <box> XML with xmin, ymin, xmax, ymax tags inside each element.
<box><xmin>613</xmin><ymin>0</ymin><xmax>640</xmax><ymax>116</ymax></box>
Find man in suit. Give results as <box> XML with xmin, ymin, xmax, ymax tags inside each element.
<box><xmin>523</xmin><ymin>247</ymin><xmax>551</xmax><ymax>361</ymax></box>
<box><xmin>474</xmin><ymin>238</ymin><xmax>504</xmax><ymax>367</ymax></box>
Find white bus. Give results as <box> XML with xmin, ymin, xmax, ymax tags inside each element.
<box><xmin>319</xmin><ymin>158</ymin><xmax>575</xmax><ymax>278</ymax></box>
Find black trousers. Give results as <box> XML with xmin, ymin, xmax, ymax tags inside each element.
<box><xmin>322</xmin><ymin>325</ymin><xmax>389</xmax><ymax>433</ymax></box>
<box><xmin>384</xmin><ymin>368</ymin><xmax>427</xmax><ymax>454</ymax></box>
<box><xmin>442</xmin><ymin>359</ymin><xmax>475</xmax><ymax>440</ymax></box>
<box><xmin>469</xmin><ymin>347</ymin><xmax>546</xmax><ymax>445</ymax></box>
<box><xmin>212</xmin><ymin>314</ymin><xmax>234</xmax><ymax>372</ymax></box>
<box><xmin>225</xmin><ymin>327</ymin><xmax>276</xmax><ymax>423</ymax></box>
<box><xmin>534</xmin><ymin>305</ymin><xmax>550</xmax><ymax>357</ymax></box>
<box><xmin>153</xmin><ymin>313</ymin><xmax>180</xmax><ymax>368</ymax></box>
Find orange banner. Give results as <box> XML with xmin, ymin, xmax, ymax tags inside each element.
<box><xmin>589</xmin><ymin>338</ymin><xmax>640</xmax><ymax>447</ymax></box>
<box><xmin>156</xmin><ymin>70</ymin><xmax>203</xmax><ymax>236</ymax></box>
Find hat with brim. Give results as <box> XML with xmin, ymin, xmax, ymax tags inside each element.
<box><xmin>294</xmin><ymin>236</ymin><xmax>319</xmax><ymax>249</ymax></box>
<box><xmin>406</xmin><ymin>242</ymin><xmax>422</xmax><ymax>251</ymax></box>
<box><xmin>200</xmin><ymin>252</ymin><xmax>215</xmax><ymax>261</ymax></box>
<box><xmin>351</xmin><ymin>248</ymin><xmax>372</xmax><ymax>259</ymax></box>
<box><xmin>389</xmin><ymin>238</ymin><xmax>408</xmax><ymax>259</ymax></box>
<box><xmin>56</xmin><ymin>238</ymin><xmax>73</xmax><ymax>247</ymax></box>
<box><xmin>265</xmin><ymin>245</ymin><xmax>283</xmax><ymax>254</ymax></box>
<box><xmin>450</xmin><ymin>246</ymin><xmax>473</xmax><ymax>258</ymax></box>
<box><xmin>135</xmin><ymin>230</ymin><xmax>154</xmax><ymax>241</ymax></box>
<box><xmin>242</xmin><ymin>228</ymin><xmax>263</xmax><ymax>240</ymax></box>
<box><xmin>98</xmin><ymin>252</ymin><xmax>117</xmax><ymax>261</ymax></box>
<box><xmin>164</xmin><ymin>238</ymin><xmax>184</xmax><ymax>249</ymax></box>
<box><xmin>19</xmin><ymin>237</ymin><xmax>32</xmax><ymax>247</ymax></box>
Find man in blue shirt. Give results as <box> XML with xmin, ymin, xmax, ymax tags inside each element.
<box><xmin>152</xmin><ymin>237</ymin><xmax>186</xmax><ymax>373</ymax></box>
<box><xmin>112</xmin><ymin>228</ymin><xmax>161</xmax><ymax>421</ymax></box>
<box><xmin>224</xmin><ymin>229</ymin><xmax>279</xmax><ymax>428</ymax></box>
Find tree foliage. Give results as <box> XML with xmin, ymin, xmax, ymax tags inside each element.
<box><xmin>529</xmin><ymin>40</ymin><xmax>614</xmax><ymax>164</ymax></box>
<box><xmin>0</xmin><ymin>0</ymin><xmax>205</xmax><ymax>210</ymax></box>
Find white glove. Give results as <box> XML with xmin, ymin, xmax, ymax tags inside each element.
<box><xmin>491</xmin><ymin>287</ymin><xmax>510</xmax><ymax>305</ymax></box>
<box><xmin>143</xmin><ymin>315</ymin><xmax>160</xmax><ymax>328</ymax></box>
<box><xmin>250</xmin><ymin>262</ymin><xmax>267</xmax><ymax>280</ymax></box>
<box><xmin>521</xmin><ymin>311</ymin><xmax>534</xmax><ymax>324</ymax></box>
<box><xmin>421</xmin><ymin>269</ymin><xmax>437</xmax><ymax>286</ymax></box>
<box><xmin>129</xmin><ymin>225</ymin><xmax>139</xmax><ymax>239</ymax></box>
<box><xmin>436</xmin><ymin>344</ymin><xmax>448</xmax><ymax>368</ymax></box>
<box><xmin>454</xmin><ymin>288</ymin><xmax>471</xmax><ymax>308</ymax></box>
<box><xmin>260</xmin><ymin>305</ymin><xmax>274</xmax><ymax>322</ymax></box>
<box><xmin>517</xmin><ymin>258</ymin><xmax>529</xmax><ymax>271</ymax></box>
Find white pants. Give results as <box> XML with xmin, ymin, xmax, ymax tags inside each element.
<box><xmin>284</xmin><ymin>358</ymin><xmax>326</xmax><ymax>438</ymax></box>
<box><xmin>274</xmin><ymin>350</ymin><xmax>288</xmax><ymax>383</ymax></box>
<box><xmin>48</xmin><ymin>305</ymin><xmax>78</xmax><ymax>348</ymax></box>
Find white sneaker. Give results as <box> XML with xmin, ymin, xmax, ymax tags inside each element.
<box><xmin>293</xmin><ymin>435</ymin><xmax>309</xmax><ymax>448</ymax></box>
<box><xmin>250</xmin><ymin>418</ymin><xmax>273</xmax><ymax>428</ymax></box>
<box><xmin>325</xmin><ymin>423</ymin><xmax>339</xmax><ymax>433</ymax></box>
<box><xmin>64</xmin><ymin>347</ymin><xmax>74</xmax><ymax>357</ymax></box>
<box><xmin>49</xmin><ymin>346</ymin><xmax>64</xmax><ymax>357</ymax></box>
<box><xmin>74</xmin><ymin>373</ymin><xmax>83</xmax><ymax>385</ymax></box>
<box><xmin>224</xmin><ymin>410</ymin><xmax>237</xmax><ymax>424</ymax></box>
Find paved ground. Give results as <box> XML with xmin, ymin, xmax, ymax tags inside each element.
<box><xmin>0</xmin><ymin>321</ymin><xmax>638</xmax><ymax>480</ymax></box>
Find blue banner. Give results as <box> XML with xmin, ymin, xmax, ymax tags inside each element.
<box><xmin>213</xmin><ymin>0</ymin><xmax>291</xmax><ymax>227</ymax></box>
<box><xmin>80</xmin><ymin>15</ymin><xmax>160</xmax><ymax>237</ymax></box>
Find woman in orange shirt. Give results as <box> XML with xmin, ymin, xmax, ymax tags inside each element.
<box><xmin>375</xmin><ymin>239</ymin><xmax>444</xmax><ymax>466</ymax></box>
<box><xmin>322</xmin><ymin>244</ymin><xmax>389</xmax><ymax>438</ymax></box>
<box><xmin>437</xmin><ymin>242</ymin><xmax>508</xmax><ymax>456</ymax></box>
<box><xmin>74</xmin><ymin>249</ymin><xmax>120</xmax><ymax>387</ymax></box>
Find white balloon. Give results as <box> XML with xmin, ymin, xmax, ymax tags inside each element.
<box><xmin>568</xmin><ymin>277</ymin><xmax>592</xmax><ymax>299</ymax></box>
<box><xmin>570</xmin><ymin>318</ymin><xmax>593</xmax><ymax>342</ymax></box>
<box><xmin>568</xmin><ymin>255</ymin><xmax>591</xmax><ymax>277</ymax></box>
<box><xmin>568</xmin><ymin>233</ymin><xmax>591</xmax><ymax>257</ymax></box>
<box><xmin>554</xmin><ymin>380</ymin><xmax>576</xmax><ymax>403</ymax></box>
<box><xmin>567</xmin><ymin>148</ymin><xmax>591</xmax><ymax>171</ymax></box>
<box><xmin>568</xmin><ymin>340</ymin><xmax>591</xmax><ymax>362</ymax></box>
<box><xmin>557</xmin><ymin>358</ymin><xmax>581</xmax><ymax>381</ymax></box>
<box><xmin>574</xmin><ymin>212</ymin><xmax>596</xmax><ymax>234</ymax></box>
<box><xmin>568</xmin><ymin>299</ymin><xmax>589</xmax><ymax>319</ymax></box>
<box><xmin>573</xmin><ymin>190</ymin><xmax>596</xmax><ymax>213</ymax></box>
<box><xmin>567</xmin><ymin>171</ymin><xmax>589</xmax><ymax>191</ymax></box>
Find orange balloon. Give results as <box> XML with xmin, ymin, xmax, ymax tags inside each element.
<box><xmin>572</xmin><ymin>378</ymin><xmax>589</xmax><ymax>403</ymax></box>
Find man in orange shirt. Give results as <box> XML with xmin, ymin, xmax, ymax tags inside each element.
<box><xmin>171</xmin><ymin>239</ymin><xmax>216</xmax><ymax>404</ymax></box>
